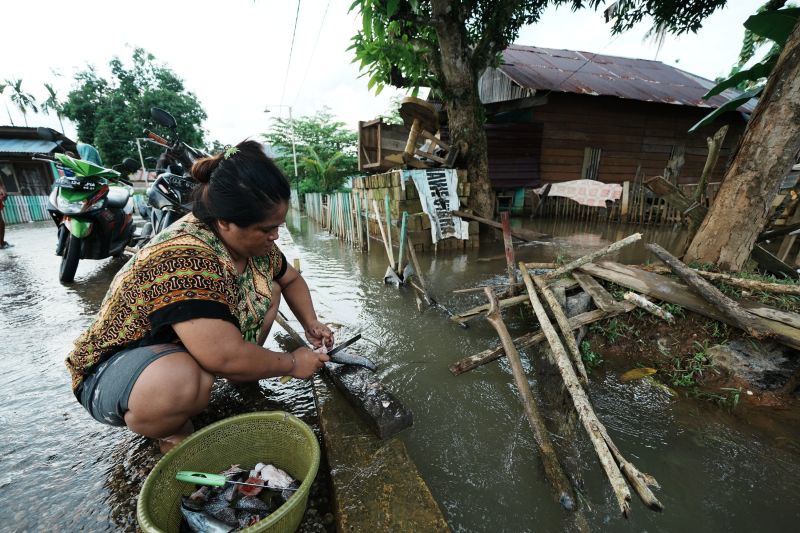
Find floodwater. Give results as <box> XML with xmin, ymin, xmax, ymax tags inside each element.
<box><xmin>1</xmin><ymin>214</ymin><xmax>799</xmax><ymax>532</ymax></box>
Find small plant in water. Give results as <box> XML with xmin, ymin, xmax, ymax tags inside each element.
<box><xmin>669</xmin><ymin>341</ymin><xmax>715</xmax><ymax>388</ymax></box>
<box><xmin>580</xmin><ymin>340</ymin><xmax>603</xmax><ymax>372</ymax></box>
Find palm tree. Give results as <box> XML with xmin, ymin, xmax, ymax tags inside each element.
<box><xmin>5</xmin><ymin>79</ymin><xmax>38</xmax><ymax>127</ymax></box>
<box><xmin>41</xmin><ymin>83</ymin><xmax>65</xmax><ymax>132</ymax></box>
<box><xmin>0</xmin><ymin>82</ymin><xmax>14</xmax><ymax>126</ymax></box>
<box><xmin>302</xmin><ymin>146</ymin><xmax>347</xmax><ymax>193</ymax></box>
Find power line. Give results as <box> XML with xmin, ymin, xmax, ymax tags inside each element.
<box><xmin>293</xmin><ymin>0</ymin><xmax>331</xmax><ymax>107</ymax></box>
<box><xmin>279</xmin><ymin>0</ymin><xmax>302</xmax><ymax>110</ymax></box>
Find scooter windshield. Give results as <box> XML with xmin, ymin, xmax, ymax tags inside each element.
<box><xmin>55</xmin><ymin>153</ymin><xmax>120</xmax><ymax>179</ymax></box>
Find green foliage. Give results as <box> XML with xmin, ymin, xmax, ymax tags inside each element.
<box><xmin>61</xmin><ymin>48</ymin><xmax>206</xmax><ymax>166</ymax></box>
<box><xmin>669</xmin><ymin>341</ymin><xmax>715</xmax><ymax>387</ymax></box>
<box><xmin>3</xmin><ymin>78</ymin><xmax>38</xmax><ymax>126</ymax></box>
<box><xmin>690</xmin><ymin>4</ymin><xmax>800</xmax><ymax>132</ymax></box>
<box><xmin>590</xmin><ymin>317</ymin><xmax>624</xmax><ymax>343</ymax></box>
<box><xmin>662</xmin><ymin>303</ymin><xmax>685</xmax><ymax>318</ymax></box>
<box><xmin>262</xmin><ymin>107</ymin><xmax>358</xmax><ymax>194</ymax></box>
<box><xmin>579</xmin><ymin>340</ymin><xmax>603</xmax><ymax>372</ymax></box>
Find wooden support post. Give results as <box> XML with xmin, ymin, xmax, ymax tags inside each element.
<box><xmin>483</xmin><ymin>288</ymin><xmax>576</xmax><ymax>511</ymax></box>
<box><xmin>501</xmin><ymin>211</ymin><xmax>518</xmax><ymax>294</ymax></box>
<box><xmin>398</xmin><ymin>211</ymin><xmax>408</xmax><ymax>272</ymax></box>
<box><xmin>385</xmin><ymin>193</ymin><xmax>393</xmax><ymax>254</ymax></box>
<box><xmin>373</xmin><ymin>200</ymin><xmax>396</xmax><ymax>271</ymax></box>
<box><xmin>645</xmin><ymin>243</ymin><xmax>773</xmax><ymax>339</ymax></box>
<box><xmin>538</xmin><ymin>233</ymin><xmax>642</xmax><ymax>282</ymax></box>
<box><xmin>519</xmin><ymin>264</ymin><xmax>632</xmax><ymax>516</ymax></box>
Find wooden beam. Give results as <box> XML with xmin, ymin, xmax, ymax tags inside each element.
<box><xmin>540</xmin><ymin>233</ymin><xmax>642</xmax><ymax>282</ymax></box>
<box><xmin>483</xmin><ymin>288</ymin><xmax>576</xmax><ymax>511</ymax></box>
<box><xmin>646</xmin><ymin>243</ymin><xmax>773</xmax><ymax>339</ymax></box>
<box><xmin>571</xmin><ymin>271</ymin><xmax>624</xmax><ymax>312</ymax></box>
<box><xmin>520</xmin><ymin>264</ymin><xmax>632</xmax><ymax>517</ymax></box>
<box><xmin>452</xmin><ymin>210</ymin><xmax>548</xmax><ymax>241</ymax></box>
<box><xmin>449</xmin><ymin>305</ymin><xmax>634</xmax><ymax>376</ymax></box>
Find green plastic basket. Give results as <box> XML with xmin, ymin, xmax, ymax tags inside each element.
<box><xmin>137</xmin><ymin>411</ymin><xmax>320</xmax><ymax>533</ymax></box>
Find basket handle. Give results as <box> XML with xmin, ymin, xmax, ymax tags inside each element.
<box><xmin>175</xmin><ymin>471</ymin><xmax>227</xmax><ymax>487</ymax></box>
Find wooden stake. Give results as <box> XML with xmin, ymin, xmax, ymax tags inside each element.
<box><xmin>373</xmin><ymin>199</ymin><xmax>396</xmax><ymax>271</ymax></box>
<box><xmin>539</xmin><ymin>233</ymin><xmax>642</xmax><ymax>282</ymax></box>
<box><xmin>519</xmin><ymin>263</ymin><xmax>632</xmax><ymax>517</ymax></box>
<box><xmin>645</xmin><ymin>243</ymin><xmax>773</xmax><ymax>339</ymax></box>
<box><xmin>483</xmin><ymin>288</ymin><xmax>576</xmax><ymax>511</ymax></box>
<box><xmin>501</xmin><ymin>211</ymin><xmax>518</xmax><ymax>294</ymax></box>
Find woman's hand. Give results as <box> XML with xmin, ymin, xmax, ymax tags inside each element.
<box><xmin>304</xmin><ymin>319</ymin><xmax>334</xmax><ymax>349</ymax></box>
<box><xmin>290</xmin><ymin>347</ymin><xmax>330</xmax><ymax>379</ymax></box>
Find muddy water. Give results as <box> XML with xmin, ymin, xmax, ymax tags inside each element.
<box><xmin>1</xmin><ymin>216</ymin><xmax>799</xmax><ymax>532</ymax></box>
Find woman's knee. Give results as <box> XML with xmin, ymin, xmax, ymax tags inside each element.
<box><xmin>128</xmin><ymin>351</ymin><xmax>214</xmax><ymax>416</ymax></box>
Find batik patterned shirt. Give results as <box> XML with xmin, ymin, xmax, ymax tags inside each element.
<box><xmin>66</xmin><ymin>214</ymin><xmax>286</xmax><ymax>393</ymax></box>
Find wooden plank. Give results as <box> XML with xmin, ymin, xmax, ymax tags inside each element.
<box><xmin>777</xmin><ymin>204</ymin><xmax>800</xmax><ymax>260</ymax></box>
<box><xmin>620</xmin><ymin>181</ymin><xmax>630</xmax><ymax>222</ymax></box>
<box><xmin>751</xmin><ymin>244</ymin><xmax>800</xmax><ymax>279</ymax></box>
<box><xmin>580</xmin><ymin>262</ymin><xmax>800</xmax><ymax>350</ymax></box>
<box><xmin>571</xmin><ymin>271</ymin><xmax>624</xmax><ymax>312</ymax></box>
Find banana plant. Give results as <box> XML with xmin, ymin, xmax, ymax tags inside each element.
<box><xmin>689</xmin><ymin>5</ymin><xmax>800</xmax><ymax>133</ymax></box>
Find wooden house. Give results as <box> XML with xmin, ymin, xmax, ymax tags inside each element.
<box><xmin>0</xmin><ymin>126</ymin><xmax>60</xmax><ymax>223</ymax></box>
<box><xmin>473</xmin><ymin>45</ymin><xmax>753</xmax><ymax>191</ymax></box>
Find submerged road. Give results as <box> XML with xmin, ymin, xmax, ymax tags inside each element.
<box><xmin>1</xmin><ymin>215</ymin><xmax>799</xmax><ymax>532</ymax></box>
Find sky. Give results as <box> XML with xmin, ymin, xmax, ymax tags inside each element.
<box><xmin>2</xmin><ymin>0</ymin><xmax>769</xmax><ymax>147</ymax></box>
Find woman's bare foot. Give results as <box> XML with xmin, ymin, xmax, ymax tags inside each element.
<box><xmin>157</xmin><ymin>420</ymin><xmax>194</xmax><ymax>454</ymax></box>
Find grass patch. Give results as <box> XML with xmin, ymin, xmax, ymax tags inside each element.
<box><xmin>580</xmin><ymin>340</ymin><xmax>603</xmax><ymax>372</ymax></box>
<box><xmin>667</xmin><ymin>341</ymin><xmax>715</xmax><ymax>388</ymax></box>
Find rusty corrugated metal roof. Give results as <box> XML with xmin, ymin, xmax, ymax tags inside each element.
<box><xmin>498</xmin><ymin>45</ymin><xmax>756</xmax><ymax>112</ymax></box>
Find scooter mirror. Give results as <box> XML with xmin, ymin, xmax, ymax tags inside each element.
<box><xmin>151</xmin><ymin>107</ymin><xmax>177</xmax><ymax>129</ymax></box>
<box><xmin>122</xmin><ymin>158</ymin><xmax>140</xmax><ymax>172</ymax></box>
<box><xmin>36</xmin><ymin>127</ymin><xmax>58</xmax><ymax>141</ymax></box>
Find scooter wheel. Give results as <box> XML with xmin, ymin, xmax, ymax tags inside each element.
<box><xmin>60</xmin><ymin>234</ymin><xmax>81</xmax><ymax>283</ymax></box>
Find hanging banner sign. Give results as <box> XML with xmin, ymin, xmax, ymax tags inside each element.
<box><xmin>404</xmin><ymin>169</ymin><xmax>468</xmax><ymax>243</ymax></box>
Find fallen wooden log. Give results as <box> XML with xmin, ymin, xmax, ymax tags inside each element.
<box><xmin>539</xmin><ymin>233</ymin><xmax>642</xmax><ymax>282</ymax></box>
<box><xmin>533</xmin><ymin>274</ymin><xmax>590</xmax><ymax>387</ymax></box>
<box><xmin>484</xmin><ymin>288</ymin><xmax>576</xmax><ymax>511</ymax></box>
<box><xmin>519</xmin><ymin>263</ymin><xmax>632</xmax><ymax>516</ymax></box>
<box><xmin>275</xmin><ymin>314</ymin><xmax>413</xmax><ymax>439</ymax></box>
<box><xmin>452</xmin><ymin>283</ymin><xmax>525</xmax><ymax>295</ymax></box>
<box><xmin>452</xmin><ymin>209</ymin><xmax>548</xmax><ymax>241</ymax></box>
<box><xmin>623</xmin><ymin>292</ymin><xmax>675</xmax><ymax>323</ymax></box>
<box><xmin>580</xmin><ymin>262</ymin><xmax>800</xmax><ymax>349</ymax></box>
<box><xmin>645</xmin><ymin>243</ymin><xmax>773</xmax><ymax>339</ymax></box>
<box><xmin>449</xmin><ymin>304</ymin><xmax>635</xmax><ymax>376</ymax></box>
<box><xmin>643</xmin><ymin>265</ymin><xmax>800</xmax><ymax>296</ymax></box>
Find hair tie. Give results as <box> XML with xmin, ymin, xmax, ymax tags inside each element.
<box><xmin>223</xmin><ymin>145</ymin><xmax>239</xmax><ymax>160</ymax></box>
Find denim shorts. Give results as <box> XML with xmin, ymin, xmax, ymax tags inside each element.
<box><xmin>78</xmin><ymin>343</ymin><xmax>185</xmax><ymax>426</ymax></box>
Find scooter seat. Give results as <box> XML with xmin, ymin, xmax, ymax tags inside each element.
<box><xmin>107</xmin><ymin>187</ymin><xmax>130</xmax><ymax>208</ymax></box>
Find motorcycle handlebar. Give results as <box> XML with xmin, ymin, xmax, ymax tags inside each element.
<box><xmin>144</xmin><ymin>129</ymin><xmax>170</xmax><ymax>146</ymax></box>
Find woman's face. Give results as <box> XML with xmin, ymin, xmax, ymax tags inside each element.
<box><xmin>217</xmin><ymin>201</ymin><xmax>289</xmax><ymax>261</ymax></box>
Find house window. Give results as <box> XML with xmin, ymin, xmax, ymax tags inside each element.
<box><xmin>0</xmin><ymin>162</ymin><xmax>19</xmax><ymax>193</ymax></box>
<box><xmin>582</xmin><ymin>147</ymin><xmax>602</xmax><ymax>180</ymax></box>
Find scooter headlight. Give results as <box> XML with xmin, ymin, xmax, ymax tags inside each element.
<box><xmin>56</xmin><ymin>196</ymin><xmax>104</xmax><ymax>215</ymax></box>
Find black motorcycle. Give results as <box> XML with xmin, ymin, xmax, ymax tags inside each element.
<box><xmin>37</xmin><ymin>128</ymin><xmax>135</xmax><ymax>283</ymax></box>
<box><xmin>137</xmin><ymin>107</ymin><xmax>208</xmax><ymax>245</ymax></box>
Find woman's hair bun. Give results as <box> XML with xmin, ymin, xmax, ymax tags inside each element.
<box><xmin>191</xmin><ymin>154</ymin><xmax>223</xmax><ymax>184</ymax></box>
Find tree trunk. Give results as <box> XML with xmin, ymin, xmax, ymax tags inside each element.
<box><xmin>430</xmin><ymin>0</ymin><xmax>494</xmax><ymax>219</ymax></box>
<box><xmin>685</xmin><ymin>20</ymin><xmax>800</xmax><ymax>270</ymax></box>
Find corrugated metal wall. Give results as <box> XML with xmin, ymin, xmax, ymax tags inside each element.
<box><xmin>3</xmin><ymin>195</ymin><xmax>50</xmax><ymax>224</ymax></box>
